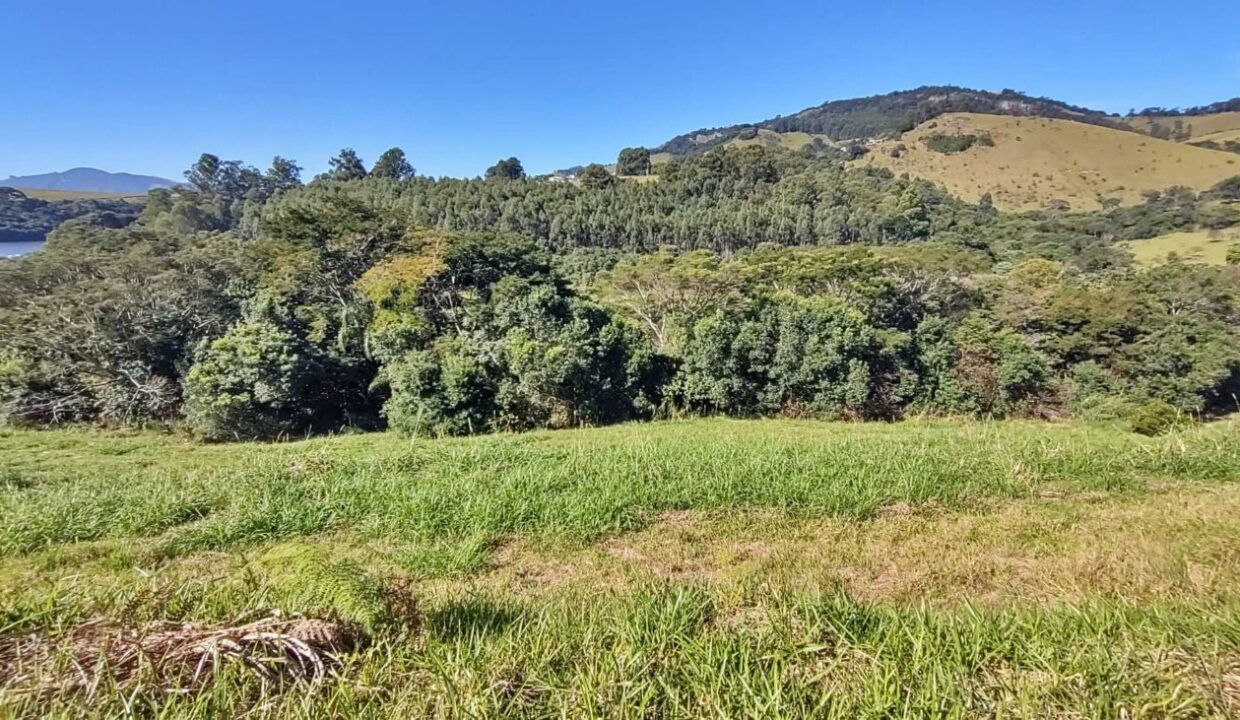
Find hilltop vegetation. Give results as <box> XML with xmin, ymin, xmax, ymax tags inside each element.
<box><xmin>861</xmin><ymin>112</ymin><xmax>1240</xmax><ymax>210</ymax></box>
<box><xmin>0</xmin><ymin>187</ymin><xmax>141</xmax><ymax>243</ymax></box>
<box><xmin>657</xmin><ymin>86</ymin><xmax>1125</xmax><ymax>156</ymax></box>
<box><xmin>1</xmin><ymin>142</ymin><xmax>1239</xmax><ymax>439</ymax></box>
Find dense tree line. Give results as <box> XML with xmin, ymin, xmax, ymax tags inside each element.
<box><xmin>2</xmin><ymin>144</ymin><xmax>1239</xmax><ymax>439</ymax></box>
<box><xmin>658</xmin><ymin>87</ymin><xmax>1127</xmax><ymax>155</ymax></box>
<box><xmin>0</xmin><ymin>188</ymin><xmax>140</xmax><ymax>243</ymax></box>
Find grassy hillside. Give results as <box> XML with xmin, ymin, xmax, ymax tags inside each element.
<box><xmin>14</xmin><ymin>187</ymin><xmax>145</xmax><ymax>202</ymax></box>
<box><xmin>722</xmin><ymin>128</ymin><xmax>832</xmax><ymax>152</ymax></box>
<box><xmin>858</xmin><ymin>112</ymin><xmax>1240</xmax><ymax>211</ymax></box>
<box><xmin>656</xmin><ymin>86</ymin><xmax>1124</xmax><ymax>156</ymax></box>
<box><xmin>1124</xmin><ymin>227</ymin><xmax>1240</xmax><ymax>266</ymax></box>
<box><xmin>3</xmin><ymin>418</ymin><xmax>1240</xmax><ymax>716</ymax></box>
<box><xmin>1126</xmin><ymin>111</ymin><xmax>1240</xmax><ymax>141</ymax></box>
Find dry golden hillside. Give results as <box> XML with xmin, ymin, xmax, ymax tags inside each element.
<box><xmin>724</xmin><ymin>129</ymin><xmax>831</xmax><ymax>152</ymax></box>
<box><xmin>855</xmin><ymin>113</ymin><xmax>1240</xmax><ymax>211</ymax></box>
<box><xmin>1124</xmin><ymin>111</ymin><xmax>1240</xmax><ymax>143</ymax></box>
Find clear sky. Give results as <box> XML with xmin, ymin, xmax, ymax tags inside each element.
<box><xmin>3</xmin><ymin>0</ymin><xmax>1238</xmax><ymax>180</ymax></box>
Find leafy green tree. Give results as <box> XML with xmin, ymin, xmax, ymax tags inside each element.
<box><xmin>183</xmin><ymin>322</ymin><xmax>309</xmax><ymax>441</ymax></box>
<box><xmin>320</xmin><ymin>148</ymin><xmax>368</xmax><ymax>182</ymax></box>
<box><xmin>616</xmin><ymin>147</ymin><xmax>652</xmax><ymax>176</ymax></box>
<box><xmin>578</xmin><ymin>163</ymin><xmax>614</xmax><ymax>189</ymax></box>
<box><xmin>265</xmin><ymin>156</ymin><xmax>303</xmax><ymax>192</ymax></box>
<box><xmin>485</xmin><ymin>157</ymin><xmax>525</xmax><ymax>180</ymax></box>
<box><xmin>370</xmin><ymin>147</ymin><xmax>415</xmax><ymax>180</ymax></box>
<box><xmin>384</xmin><ymin>340</ymin><xmax>499</xmax><ymax>436</ymax></box>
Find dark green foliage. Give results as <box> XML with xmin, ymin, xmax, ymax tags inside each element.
<box><xmin>1206</xmin><ymin>175</ymin><xmax>1240</xmax><ymax>201</ymax></box>
<box><xmin>370</xmin><ymin>148</ymin><xmax>415</xmax><ymax>180</ymax></box>
<box><xmin>922</xmin><ymin>133</ymin><xmax>994</xmax><ymax>154</ymax></box>
<box><xmin>183</xmin><ymin>322</ymin><xmax>311</xmax><ymax>441</ymax></box>
<box><xmin>658</xmin><ymin>86</ymin><xmax>1127</xmax><ymax>155</ymax></box>
<box><xmin>484</xmin><ymin>157</ymin><xmax>525</xmax><ymax>181</ymax></box>
<box><xmin>319</xmin><ymin>148</ymin><xmax>368</xmax><ymax>182</ymax></box>
<box><xmin>1130</xmin><ymin>399</ymin><xmax>1182</xmax><ymax>436</ymax></box>
<box><xmin>0</xmin><ymin>187</ymin><xmax>139</xmax><ymax>243</ymax></box>
<box><xmin>372</xmin><ymin>232</ymin><xmax>665</xmax><ymax>435</ymax></box>
<box><xmin>578</xmin><ymin>163</ymin><xmax>614</xmax><ymax>190</ymax></box>
<box><xmin>616</xmin><ymin>147</ymin><xmax>652</xmax><ymax>176</ymax></box>
<box><xmin>1190</xmin><ymin>139</ymin><xmax>1240</xmax><ymax>154</ymax></box>
<box><xmin>3</xmin><ymin>142</ymin><xmax>1240</xmax><ymax>437</ymax></box>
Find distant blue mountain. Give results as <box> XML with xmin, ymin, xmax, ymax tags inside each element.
<box><xmin>3</xmin><ymin>167</ymin><xmax>177</xmax><ymax>194</ymax></box>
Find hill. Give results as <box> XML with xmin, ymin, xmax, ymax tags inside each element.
<box><xmin>0</xmin><ymin>186</ymin><xmax>141</xmax><ymax>243</ymax></box>
<box><xmin>856</xmin><ymin>112</ymin><xmax>1240</xmax><ymax>211</ymax></box>
<box><xmin>656</xmin><ymin>86</ymin><xmax>1125</xmax><ymax>156</ymax></box>
<box><xmin>1123</xmin><ymin>227</ymin><xmax>1240</xmax><ymax>266</ymax></box>
<box><xmin>15</xmin><ymin>187</ymin><xmax>147</xmax><ymax>202</ymax></box>
<box><xmin>3</xmin><ymin>167</ymin><xmax>176</xmax><ymax>194</ymax></box>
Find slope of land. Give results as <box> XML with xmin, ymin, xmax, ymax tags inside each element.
<box><xmin>2</xmin><ymin>418</ymin><xmax>1240</xmax><ymax>717</ymax></box>
<box><xmin>657</xmin><ymin>86</ymin><xmax>1125</xmax><ymax>156</ymax></box>
<box><xmin>0</xmin><ymin>187</ymin><xmax>141</xmax><ymax>243</ymax></box>
<box><xmin>14</xmin><ymin>187</ymin><xmax>146</xmax><ymax>202</ymax></box>
<box><xmin>1125</xmin><ymin>110</ymin><xmax>1240</xmax><ymax>142</ymax></box>
<box><xmin>3</xmin><ymin>167</ymin><xmax>175</xmax><ymax>194</ymax></box>
<box><xmin>857</xmin><ymin>112</ymin><xmax>1240</xmax><ymax>211</ymax></box>
<box><xmin>1124</xmin><ymin>227</ymin><xmax>1240</xmax><ymax>266</ymax></box>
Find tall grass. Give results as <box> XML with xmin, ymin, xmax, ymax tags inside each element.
<box><xmin>2</xmin><ymin>419</ymin><xmax>1237</xmax><ymax>557</ymax></box>
<box><xmin>2</xmin><ymin>418</ymin><xmax>1239</xmax><ymax>717</ymax></box>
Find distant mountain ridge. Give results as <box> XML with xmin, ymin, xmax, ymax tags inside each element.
<box><xmin>656</xmin><ymin>86</ymin><xmax>1129</xmax><ymax>156</ymax></box>
<box><xmin>3</xmin><ymin>167</ymin><xmax>176</xmax><ymax>194</ymax></box>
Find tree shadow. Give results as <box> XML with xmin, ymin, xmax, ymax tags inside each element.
<box><xmin>425</xmin><ymin>594</ymin><xmax>522</xmax><ymax>640</ymax></box>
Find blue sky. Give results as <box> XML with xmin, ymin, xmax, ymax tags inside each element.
<box><xmin>2</xmin><ymin>0</ymin><xmax>1238</xmax><ymax>180</ymax></box>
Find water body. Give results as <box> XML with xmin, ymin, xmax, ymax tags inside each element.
<box><xmin>0</xmin><ymin>240</ymin><xmax>45</xmax><ymax>257</ymax></box>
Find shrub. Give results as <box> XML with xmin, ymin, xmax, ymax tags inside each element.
<box><xmin>922</xmin><ymin>133</ymin><xmax>994</xmax><ymax>154</ymax></box>
<box><xmin>384</xmin><ymin>342</ymin><xmax>498</xmax><ymax>436</ymax></box>
<box><xmin>1130</xmin><ymin>399</ymin><xmax>1182</xmax><ymax>436</ymax></box>
<box><xmin>183</xmin><ymin>323</ymin><xmax>310</xmax><ymax>441</ymax></box>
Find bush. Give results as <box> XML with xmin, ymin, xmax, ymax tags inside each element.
<box><xmin>1130</xmin><ymin>399</ymin><xmax>1182</xmax><ymax>436</ymax></box>
<box><xmin>384</xmin><ymin>342</ymin><xmax>498</xmax><ymax>436</ymax></box>
<box><xmin>922</xmin><ymin>133</ymin><xmax>994</xmax><ymax>154</ymax></box>
<box><xmin>183</xmin><ymin>323</ymin><xmax>310</xmax><ymax>441</ymax></box>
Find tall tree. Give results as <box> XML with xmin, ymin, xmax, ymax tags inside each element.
<box><xmin>578</xmin><ymin>163</ymin><xmax>614</xmax><ymax>190</ymax></box>
<box><xmin>616</xmin><ymin>147</ymin><xmax>651</xmax><ymax>176</ymax></box>
<box><xmin>485</xmin><ymin>157</ymin><xmax>525</xmax><ymax>180</ymax></box>
<box><xmin>320</xmin><ymin>148</ymin><xmax>368</xmax><ymax>182</ymax></box>
<box><xmin>371</xmin><ymin>147</ymin><xmax>415</xmax><ymax>180</ymax></box>
<box><xmin>265</xmin><ymin>156</ymin><xmax>303</xmax><ymax>193</ymax></box>
<box><xmin>184</xmin><ymin>154</ymin><xmax>223</xmax><ymax>195</ymax></box>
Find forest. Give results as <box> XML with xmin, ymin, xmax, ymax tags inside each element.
<box><xmin>2</xmin><ymin>144</ymin><xmax>1239</xmax><ymax>440</ymax></box>
<box><xmin>0</xmin><ymin>187</ymin><xmax>140</xmax><ymax>243</ymax></box>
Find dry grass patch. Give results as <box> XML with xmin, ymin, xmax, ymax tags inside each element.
<box><xmin>481</xmin><ymin>482</ymin><xmax>1240</xmax><ymax>606</ymax></box>
<box><xmin>858</xmin><ymin>112</ymin><xmax>1240</xmax><ymax>210</ymax></box>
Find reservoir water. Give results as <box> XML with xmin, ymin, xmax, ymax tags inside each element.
<box><xmin>0</xmin><ymin>241</ymin><xmax>44</xmax><ymax>257</ymax></box>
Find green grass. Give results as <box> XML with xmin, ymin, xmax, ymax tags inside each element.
<box><xmin>11</xmin><ymin>187</ymin><xmax>146</xmax><ymax>202</ymax></box>
<box><xmin>1124</xmin><ymin>228</ymin><xmax>1240</xmax><ymax>266</ymax></box>
<box><xmin>2</xmin><ymin>418</ymin><xmax>1240</xmax><ymax>717</ymax></box>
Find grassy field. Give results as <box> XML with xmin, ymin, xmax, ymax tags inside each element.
<box><xmin>858</xmin><ymin>112</ymin><xmax>1240</xmax><ymax>211</ymax></box>
<box><xmin>1125</xmin><ymin>112</ymin><xmax>1240</xmax><ymax>143</ymax></box>
<box><xmin>11</xmin><ymin>188</ymin><xmax>147</xmax><ymax>202</ymax></box>
<box><xmin>1124</xmin><ymin>227</ymin><xmax>1240</xmax><ymax>266</ymax></box>
<box><xmin>2</xmin><ymin>418</ymin><xmax>1240</xmax><ymax>717</ymax></box>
